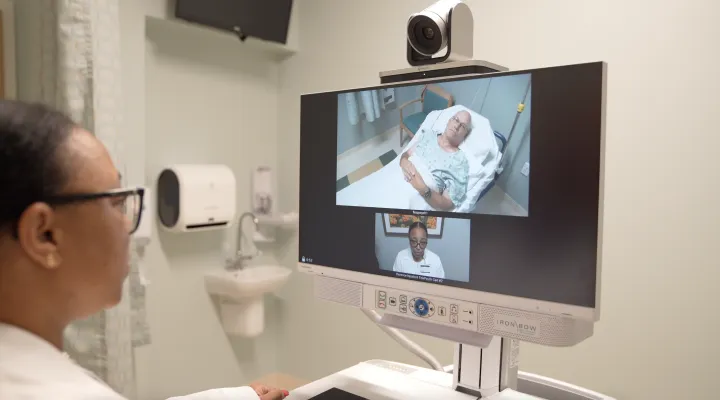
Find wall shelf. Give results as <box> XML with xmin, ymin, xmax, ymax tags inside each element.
<box><xmin>252</xmin><ymin>213</ymin><xmax>298</xmax><ymax>244</ymax></box>
<box><xmin>256</xmin><ymin>213</ymin><xmax>298</xmax><ymax>228</ymax></box>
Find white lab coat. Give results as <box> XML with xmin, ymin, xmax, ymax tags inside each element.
<box><xmin>0</xmin><ymin>323</ymin><xmax>259</xmax><ymax>400</ymax></box>
<box><xmin>392</xmin><ymin>248</ymin><xmax>445</xmax><ymax>279</ymax></box>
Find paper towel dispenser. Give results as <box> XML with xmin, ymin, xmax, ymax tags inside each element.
<box><xmin>157</xmin><ymin>164</ymin><xmax>236</xmax><ymax>233</ymax></box>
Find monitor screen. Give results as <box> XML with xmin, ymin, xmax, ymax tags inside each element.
<box><xmin>299</xmin><ymin>62</ymin><xmax>605</xmax><ymax>309</ymax></box>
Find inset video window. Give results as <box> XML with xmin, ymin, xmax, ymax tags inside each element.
<box><xmin>374</xmin><ymin>213</ymin><xmax>471</xmax><ymax>284</ymax></box>
<box><xmin>336</xmin><ymin>74</ymin><xmax>531</xmax><ymax>217</ymax></box>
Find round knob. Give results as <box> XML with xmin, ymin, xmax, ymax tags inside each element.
<box><xmin>414</xmin><ymin>299</ymin><xmax>430</xmax><ymax>317</ymax></box>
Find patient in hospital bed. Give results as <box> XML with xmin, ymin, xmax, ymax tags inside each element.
<box><xmin>336</xmin><ymin>104</ymin><xmax>500</xmax><ymax>213</ymax></box>
<box><xmin>400</xmin><ymin>110</ymin><xmax>471</xmax><ymax>211</ymax></box>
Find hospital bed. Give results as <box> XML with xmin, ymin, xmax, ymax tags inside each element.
<box><xmin>477</xmin><ymin>129</ymin><xmax>508</xmax><ymax>202</ymax></box>
<box><xmin>336</xmin><ymin>105</ymin><xmax>506</xmax><ymax>214</ymax></box>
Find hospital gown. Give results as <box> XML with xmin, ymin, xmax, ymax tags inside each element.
<box><xmin>413</xmin><ymin>129</ymin><xmax>470</xmax><ymax>207</ymax></box>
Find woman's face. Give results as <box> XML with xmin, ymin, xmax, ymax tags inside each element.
<box><xmin>49</xmin><ymin>129</ymin><xmax>131</xmax><ymax>318</ymax></box>
<box><xmin>409</xmin><ymin>227</ymin><xmax>428</xmax><ymax>259</ymax></box>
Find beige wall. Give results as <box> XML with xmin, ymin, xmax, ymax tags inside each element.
<box><xmin>134</xmin><ymin>3</ymin><xmax>289</xmax><ymax>400</ymax></box>
<box><xmin>135</xmin><ymin>15</ymin><xmax>283</xmax><ymax>400</ymax></box>
<box><xmin>277</xmin><ymin>1</ymin><xmax>720</xmax><ymax>399</ymax></box>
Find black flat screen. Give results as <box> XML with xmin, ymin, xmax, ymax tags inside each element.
<box><xmin>298</xmin><ymin>62</ymin><xmax>606</xmax><ymax>308</ymax></box>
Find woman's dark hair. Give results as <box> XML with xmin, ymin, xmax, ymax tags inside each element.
<box><xmin>407</xmin><ymin>221</ymin><xmax>428</xmax><ymax>237</ymax></box>
<box><xmin>0</xmin><ymin>100</ymin><xmax>76</xmax><ymax>233</ymax></box>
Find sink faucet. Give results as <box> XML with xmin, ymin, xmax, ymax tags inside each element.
<box><xmin>226</xmin><ymin>211</ymin><xmax>262</xmax><ymax>271</ymax></box>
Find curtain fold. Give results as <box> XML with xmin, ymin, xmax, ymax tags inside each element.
<box><xmin>36</xmin><ymin>1</ymin><xmax>151</xmax><ymax>398</ymax></box>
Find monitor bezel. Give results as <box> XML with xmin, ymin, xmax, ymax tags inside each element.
<box><xmin>298</xmin><ymin>61</ymin><xmax>607</xmax><ymax>323</ymax></box>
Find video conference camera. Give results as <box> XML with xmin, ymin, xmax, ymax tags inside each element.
<box><xmin>381</xmin><ymin>0</ymin><xmax>506</xmax><ymax>84</ymax></box>
<box><xmin>406</xmin><ymin>0</ymin><xmax>474</xmax><ymax>66</ymax></box>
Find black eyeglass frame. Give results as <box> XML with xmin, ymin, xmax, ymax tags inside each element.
<box><xmin>409</xmin><ymin>239</ymin><xmax>428</xmax><ymax>249</ymax></box>
<box><xmin>44</xmin><ymin>187</ymin><xmax>146</xmax><ymax>235</ymax></box>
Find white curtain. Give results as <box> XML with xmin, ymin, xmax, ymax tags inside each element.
<box><xmin>37</xmin><ymin>1</ymin><xmax>151</xmax><ymax>398</ymax></box>
<box><xmin>346</xmin><ymin>89</ymin><xmax>385</xmax><ymax>125</ymax></box>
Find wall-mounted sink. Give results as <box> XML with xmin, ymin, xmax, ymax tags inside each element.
<box><xmin>205</xmin><ymin>265</ymin><xmax>291</xmax><ymax>337</ymax></box>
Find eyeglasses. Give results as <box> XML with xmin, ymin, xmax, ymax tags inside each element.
<box><xmin>410</xmin><ymin>239</ymin><xmax>428</xmax><ymax>249</ymax></box>
<box><xmin>45</xmin><ymin>187</ymin><xmax>145</xmax><ymax>235</ymax></box>
<box><xmin>451</xmin><ymin>116</ymin><xmax>470</xmax><ymax>133</ymax></box>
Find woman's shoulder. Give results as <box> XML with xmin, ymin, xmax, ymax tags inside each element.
<box><xmin>424</xmin><ymin>248</ymin><xmax>441</xmax><ymax>261</ymax></box>
<box><xmin>395</xmin><ymin>247</ymin><xmax>410</xmax><ymax>258</ymax></box>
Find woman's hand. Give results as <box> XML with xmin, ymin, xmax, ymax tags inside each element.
<box><xmin>400</xmin><ymin>158</ymin><xmax>418</xmax><ymax>182</ymax></box>
<box><xmin>250</xmin><ymin>383</ymin><xmax>289</xmax><ymax>400</ymax></box>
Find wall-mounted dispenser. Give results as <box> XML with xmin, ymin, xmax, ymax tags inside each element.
<box><xmin>252</xmin><ymin>166</ymin><xmax>275</xmax><ymax>216</ymax></box>
<box><xmin>156</xmin><ymin>164</ymin><xmax>236</xmax><ymax>233</ymax></box>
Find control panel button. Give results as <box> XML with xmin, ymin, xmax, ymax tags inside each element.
<box><xmin>367</xmin><ymin>287</ymin><xmax>477</xmax><ymax>330</ymax></box>
<box><xmin>413</xmin><ymin>298</ymin><xmax>430</xmax><ymax>317</ymax></box>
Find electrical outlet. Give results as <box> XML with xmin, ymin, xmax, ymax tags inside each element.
<box><xmin>521</xmin><ymin>162</ymin><xmax>530</xmax><ymax>177</ymax></box>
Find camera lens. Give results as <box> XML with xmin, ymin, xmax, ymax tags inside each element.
<box><xmin>422</xmin><ymin>27</ymin><xmax>435</xmax><ymax>40</ymax></box>
<box><xmin>407</xmin><ymin>14</ymin><xmax>443</xmax><ymax>56</ymax></box>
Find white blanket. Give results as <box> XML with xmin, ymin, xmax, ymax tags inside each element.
<box><xmin>336</xmin><ymin>106</ymin><xmax>501</xmax><ymax>213</ymax></box>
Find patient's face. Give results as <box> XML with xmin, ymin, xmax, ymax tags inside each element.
<box><xmin>445</xmin><ymin>111</ymin><xmax>471</xmax><ymax>146</ymax></box>
<box><xmin>409</xmin><ymin>227</ymin><xmax>428</xmax><ymax>259</ymax></box>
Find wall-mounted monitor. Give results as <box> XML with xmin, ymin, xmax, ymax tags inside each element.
<box><xmin>175</xmin><ymin>0</ymin><xmax>293</xmax><ymax>44</ymax></box>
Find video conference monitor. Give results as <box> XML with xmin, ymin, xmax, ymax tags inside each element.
<box><xmin>298</xmin><ymin>62</ymin><xmax>606</xmax><ymax>320</ymax></box>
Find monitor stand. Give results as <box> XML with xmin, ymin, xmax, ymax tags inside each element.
<box><xmin>378</xmin><ymin>60</ymin><xmax>516</xmax><ymax>399</ymax></box>
<box><xmin>378</xmin><ymin>310</ymin><xmax>519</xmax><ymax>397</ymax></box>
<box><xmin>453</xmin><ymin>337</ymin><xmax>520</xmax><ymax>397</ymax></box>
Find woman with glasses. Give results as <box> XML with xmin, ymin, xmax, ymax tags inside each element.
<box><xmin>392</xmin><ymin>221</ymin><xmax>446</xmax><ymax>279</ymax></box>
<box><xmin>0</xmin><ymin>101</ymin><xmax>287</xmax><ymax>400</ymax></box>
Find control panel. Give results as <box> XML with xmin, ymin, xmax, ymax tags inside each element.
<box><xmin>366</xmin><ymin>286</ymin><xmax>478</xmax><ymax>331</ymax></box>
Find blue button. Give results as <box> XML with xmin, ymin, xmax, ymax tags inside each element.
<box><xmin>414</xmin><ymin>299</ymin><xmax>429</xmax><ymax>317</ymax></box>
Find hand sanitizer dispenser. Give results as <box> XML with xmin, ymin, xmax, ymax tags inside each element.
<box><xmin>252</xmin><ymin>166</ymin><xmax>274</xmax><ymax>216</ymax></box>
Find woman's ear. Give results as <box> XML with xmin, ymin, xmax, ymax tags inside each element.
<box><xmin>17</xmin><ymin>203</ymin><xmax>60</xmax><ymax>269</ymax></box>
